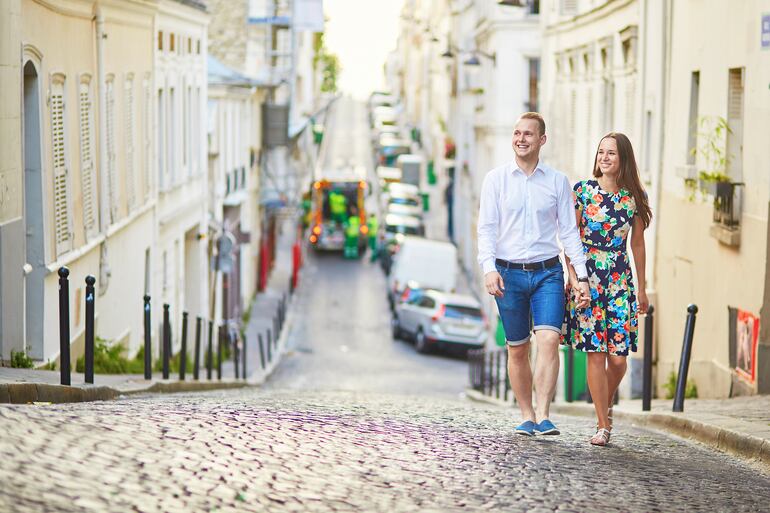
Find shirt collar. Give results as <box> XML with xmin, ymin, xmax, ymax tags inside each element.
<box><xmin>511</xmin><ymin>160</ymin><xmax>547</xmax><ymax>176</ymax></box>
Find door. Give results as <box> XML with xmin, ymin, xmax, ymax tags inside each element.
<box><xmin>23</xmin><ymin>60</ymin><xmax>45</xmax><ymax>360</ymax></box>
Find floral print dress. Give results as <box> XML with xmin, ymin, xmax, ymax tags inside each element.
<box><xmin>566</xmin><ymin>180</ymin><xmax>638</xmax><ymax>356</ymax></box>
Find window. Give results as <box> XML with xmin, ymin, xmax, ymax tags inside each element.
<box><xmin>726</xmin><ymin>67</ymin><xmax>744</xmax><ymax>180</ymax></box>
<box><xmin>125</xmin><ymin>74</ymin><xmax>136</xmax><ymax>210</ymax></box>
<box><xmin>170</xmin><ymin>33</ymin><xmax>175</xmax><ymax>53</ymax></box>
<box><xmin>527</xmin><ymin>58</ymin><xmax>540</xmax><ymax>112</ymax></box>
<box><xmin>158</xmin><ymin>31</ymin><xmax>163</xmax><ymax>51</ymax></box>
<box><xmin>169</xmin><ymin>87</ymin><xmax>176</xmax><ymax>185</ymax></box>
<box><xmin>143</xmin><ymin>75</ymin><xmax>152</xmax><ymax>199</ymax></box>
<box><xmin>50</xmin><ymin>73</ymin><xmax>73</xmax><ymax>256</ymax></box>
<box><xmin>183</xmin><ymin>82</ymin><xmax>189</xmax><ymax>174</ymax></box>
<box><xmin>418</xmin><ymin>296</ymin><xmax>436</xmax><ymax>309</ymax></box>
<box><xmin>529</xmin><ymin>0</ymin><xmax>540</xmax><ymax>14</ymax></box>
<box><xmin>105</xmin><ymin>74</ymin><xmax>118</xmax><ymax>222</ymax></box>
<box><xmin>78</xmin><ymin>75</ymin><xmax>98</xmax><ymax>240</ymax></box>
<box><xmin>188</xmin><ymin>37</ymin><xmax>192</xmax><ymax>54</ymax></box>
<box><xmin>686</xmin><ymin>71</ymin><xmax>700</xmax><ymax>164</ymax></box>
<box><xmin>157</xmin><ymin>88</ymin><xmax>165</xmax><ymax>190</ymax></box>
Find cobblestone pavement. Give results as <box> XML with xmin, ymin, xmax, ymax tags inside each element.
<box><xmin>2</xmin><ymin>388</ymin><xmax>770</xmax><ymax>512</ymax></box>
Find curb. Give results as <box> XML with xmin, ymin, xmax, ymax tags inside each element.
<box><xmin>465</xmin><ymin>388</ymin><xmax>770</xmax><ymax>473</ymax></box>
<box><xmin>0</xmin><ymin>380</ymin><xmax>254</xmax><ymax>405</ymax></box>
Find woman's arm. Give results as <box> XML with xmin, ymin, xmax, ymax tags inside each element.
<box><xmin>630</xmin><ymin>216</ymin><xmax>648</xmax><ymax>313</ymax></box>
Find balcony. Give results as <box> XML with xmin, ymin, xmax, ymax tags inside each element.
<box><xmin>709</xmin><ymin>181</ymin><xmax>743</xmax><ymax>247</ymax></box>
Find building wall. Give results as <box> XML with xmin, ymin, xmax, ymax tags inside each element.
<box><xmin>655</xmin><ymin>0</ymin><xmax>770</xmax><ymax>397</ymax></box>
<box><xmin>0</xmin><ymin>0</ymin><xmax>24</xmax><ymax>361</ymax></box>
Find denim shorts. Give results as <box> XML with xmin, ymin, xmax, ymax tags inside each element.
<box><xmin>494</xmin><ymin>261</ymin><xmax>565</xmax><ymax>346</ymax></box>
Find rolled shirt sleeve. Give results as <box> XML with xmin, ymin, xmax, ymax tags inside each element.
<box><xmin>556</xmin><ymin>174</ymin><xmax>588</xmax><ymax>279</ymax></box>
<box><xmin>477</xmin><ymin>170</ymin><xmax>499</xmax><ymax>275</ymax></box>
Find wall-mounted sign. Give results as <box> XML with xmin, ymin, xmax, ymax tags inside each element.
<box><xmin>762</xmin><ymin>13</ymin><xmax>770</xmax><ymax>49</ymax></box>
<box><xmin>735</xmin><ymin>309</ymin><xmax>760</xmax><ymax>383</ymax></box>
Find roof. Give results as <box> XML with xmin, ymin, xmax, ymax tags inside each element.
<box><xmin>207</xmin><ymin>55</ymin><xmax>265</xmax><ymax>87</ymax></box>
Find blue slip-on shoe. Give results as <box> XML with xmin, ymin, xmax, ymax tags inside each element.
<box><xmin>535</xmin><ymin>419</ymin><xmax>560</xmax><ymax>435</ymax></box>
<box><xmin>514</xmin><ymin>420</ymin><xmax>537</xmax><ymax>437</ymax></box>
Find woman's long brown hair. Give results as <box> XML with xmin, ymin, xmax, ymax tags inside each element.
<box><xmin>592</xmin><ymin>132</ymin><xmax>652</xmax><ymax>228</ymax></box>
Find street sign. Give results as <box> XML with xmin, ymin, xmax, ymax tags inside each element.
<box><xmin>763</xmin><ymin>13</ymin><xmax>770</xmax><ymax>49</ymax></box>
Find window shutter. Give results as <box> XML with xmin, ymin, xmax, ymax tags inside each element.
<box><xmin>728</xmin><ymin>68</ymin><xmax>744</xmax><ymax>120</ymax></box>
<box><xmin>79</xmin><ymin>78</ymin><xmax>99</xmax><ymax>240</ymax></box>
<box><xmin>144</xmin><ymin>76</ymin><xmax>152</xmax><ymax>199</ymax></box>
<box><xmin>51</xmin><ymin>76</ymin><xmax>73</xmax><ymax>256</ymax></box>
<box><xmin>106</xmin><ymin>76</ymin><xmax>118</xmax><ymax>222</ymax></box>
<box><xmin>125</xmin><ymin>76</ymin><xmax>136</xmax><ymax>210</ymax></box>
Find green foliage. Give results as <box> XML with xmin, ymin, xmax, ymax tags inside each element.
<box><xmin>663</xmin><ymin>371</ymin><xmax>698</xmax><ymax>400</ymax></box>
<box><xmin>76</xmin><ymin>337</ymin><xmax>143</xmax><ymax>374</ymax></box>
<box><xmin>11</xmin><ymin>350</ymin><xmax>34</xmax><ymax>369</ymax></box>
<box><xmin>685</xmin><ymin>116</ymin><xmax>733</xmax><ymax>200</ymax></box>
<box><xmin>312</xmin><ymin>32</ymin><xmax>340</xmax><ymax>93</ymax></box>
<box><xmin>40</xmin><ymin>360</ymin><xmax>56</xmax><ymax>371</ymax></box>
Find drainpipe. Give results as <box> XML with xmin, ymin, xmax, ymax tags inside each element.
<box><xmin>95</xmin><ymin>3</ymin><xmax>111</xmax><ymax>294</ymax></box>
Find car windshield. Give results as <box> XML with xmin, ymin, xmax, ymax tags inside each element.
<box><xmin>389</xmin><ymin>197</ymin><xmax>419</xmax><ymax>207</ymax></box>
<box><xmin>386</xmin><ymin>224</ymin><xmax>419</xmax><ymax>235</ymax></box>
<box><xmin>444</xmin><ymin>305</ymin><xmax>483</xmax><ymax>320</ymax></box>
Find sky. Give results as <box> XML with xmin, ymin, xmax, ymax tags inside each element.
<box><xmin>322</xmin><ymin>0</ymin><xmax>404</xmax><ymax>100</ymax></box>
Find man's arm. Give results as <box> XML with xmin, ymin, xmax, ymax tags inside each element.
<box><xmin>556</xmin><ymin>174</ymin><xmax>588</xmax><ymax>279</ymax></box>
<box><xmin>477</xmin><ymin>171</ymin><xmax>499</xmax><ymax>275</ymax></box>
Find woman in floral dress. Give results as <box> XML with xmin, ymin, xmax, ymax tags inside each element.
<box><xmin>565</xmin><ymin>132</ymin><xmax>651</xmax><ymax>446</ymax></box>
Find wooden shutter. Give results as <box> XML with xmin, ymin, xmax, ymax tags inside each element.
<box><xmin>726</xmin><ymin>68</ymin><xmax>744</xmax><ymax>179</ymax></box>
<box><xmin>79</xmin><ymin>77</ymin><xmax>99</xmax><ymax>240</ymax></box>
<box><xmin>106</xmin><ymin>76</ymin><xmax>118</xmax><ymax>222</ymax></box>
<box><xmin>51</xmin><ymin>75</ymin><xmax>73</xmax><ymax>256</ymax></box>
<box><xmin>125</xmin><ymin>75</ymin><xmax>136</xmax><ymax>210</ymax></box>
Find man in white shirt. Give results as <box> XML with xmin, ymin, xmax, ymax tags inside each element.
<box><xmin>477</xmin><ymin>112</ymin><xmax>590</xmax><ymax>436</ymax></box>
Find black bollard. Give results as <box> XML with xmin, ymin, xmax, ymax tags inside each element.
<box><xmin>267</xmin><ymin>329</ymin><xmax>273</xmax><ymax>362</ymax></box>
<box><xmin>84</xmin><ymin>275</ymin><xmax>96</xmax><ymax>384</ymax></box>
<box><xmin>58</xmin><ymin>267</ymin><xmax>71</xmax><ymax>386</ymax></box>
<box><xmin>193</xmin><ymin>316</ymin><xmax>202</xmax><ymax>381</ymax></box>
<box><xmin>493</xmin><ymin>351</ymin><xmax>499</xmax><ymax>399</ymax></box>
<box><xmin>479</xmin><ymin>351</ymin><xmax>486</xmax><ymax>393</ymax></box>
<box><xmin>486</xmin><ymin>352</ymin><xmax>493</xmax><ymax>396</ymax></box>
<box><xmin>566</xmin><ymin>345</ymin><xmax>574</xmax><ymax>403</ymax></box>
<box><xmin>233</xmin><ymin>331</ymin><xmax>240</xmax><ymax>380</ymax></box>
<box><xmin>179</xmin><ymin>312</ymin><xmax>188</xmax><ymax>381</ymax></box>
<box><xmin>504</xmin><ymin>355</ymin><xmax>511</xmax><ymax>403</ymax></box>
<box><xmin>273</xmin><ymin>313</ymin><xmax>279</xmax><ymax>340</ymax></box>
<box><xmin>673</xmin><ymin>304</ymin><xmax>698</xmax><ymax>412</ymax></box>
<box><xmin>258</xmin><ymin>333</ymin><xmax>266</xmax><ymax>369</ymax></box>
<box><xmin>642</xmin><ymin>305</ymin><xmax>655</xmax><ymax>411</ymax></box>
<box><xmin>143</xmin><ymin>295</ymin><xmax>152</xmax><ymax>380</ymax></box>
<box><xmin>162</xmin><ymin>304</ymin><xmax>171</xmax><ymax>379</ymax></box>
<box><xmin>206</xmin><ymin>320</ymin><xmax>213</xmax><ymax>380</ymax></box>
<box><xmin>242</xmin><ymin>331</ymin><xmax>247</xmax><ymax>380</ymax></box>
<box><xmin>217</xmin><ymin>325</ymin><xmax>223</xmax><ymax>380</ymax></box>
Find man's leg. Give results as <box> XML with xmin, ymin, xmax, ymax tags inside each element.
<box><xmin>508</xmin><ymin>342</ymin><xmax>535</xmax><ymax>422</ymax></box>
<box><xmin>533</xmin><ymin>330</ymin><xmax>560</xmax><ymax>421</ymax></box>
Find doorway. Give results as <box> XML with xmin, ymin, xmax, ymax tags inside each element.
<box><xmin>23</xmin><ymin>60</ymin><xmax>45</xmax><ymax>360</ymax></box>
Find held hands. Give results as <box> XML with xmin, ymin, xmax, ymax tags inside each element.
<box><xmin>568</xmin><ymin>276</ymin><xmax>591</xmax><ymax>309</ymax></box>
<box><xmin>484</xmin><ymin>271</ymin><xmax>505</xmax><ymax>298</ymax></box>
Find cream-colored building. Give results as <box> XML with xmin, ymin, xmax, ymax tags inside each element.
<box><xmin>656</xmin><ymin>0</ymin><xmax>770</xmax><ymax>398</ymax></box>
<box><xmin>154</xmin><ymin>0</ymin><xmax>209</xmax><ymax>352</ymax></box>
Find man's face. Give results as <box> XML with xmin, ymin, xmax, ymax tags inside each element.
<box><xmin>511</xmin><ymin>118</ymin><xmax>546</xmax><ymax>160</ymax></box>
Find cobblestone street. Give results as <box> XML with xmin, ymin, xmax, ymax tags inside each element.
<box><xmin>2</xmin><ymin>388</ymin><xmax>770</xmax><ymax>512</ymax></box>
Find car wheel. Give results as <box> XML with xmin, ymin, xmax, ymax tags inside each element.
<box><xmin>391</xmin><ymin>315</ymin><xmax>402</xmax><ymax>339</ymax></box>
<box><xmin>415</xmin><ymin>328</ymin><xmax>429</xmax><ymax>354</ymax></box>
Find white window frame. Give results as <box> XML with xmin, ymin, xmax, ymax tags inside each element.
<box><xmin>78</xmin><ymin>73</ymin><xmax>99</xmax><ymax>241</ymax></box>
<box><xmin>49</xmin><ymin>72</ymin><xmax>73</xmax><ymax>257</ymax></box>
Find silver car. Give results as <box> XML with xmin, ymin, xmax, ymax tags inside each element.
<box><xmin>392</xmin><ymin>289</ymin><xmax>487</xmax><ymax>354</ymax></box>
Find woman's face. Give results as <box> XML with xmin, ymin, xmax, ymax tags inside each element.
<box><xmin>596</xmin><ymin>137</ymin><xmax>620</xmax><ymax>177</ymax></box>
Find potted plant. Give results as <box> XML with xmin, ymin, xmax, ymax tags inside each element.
<box><xmin>689</xmin><ymin>116</ymin><xmax>733</xmax><ymax>197</ymax></box>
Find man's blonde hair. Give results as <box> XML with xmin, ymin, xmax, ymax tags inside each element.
<box><xmin>518</xmin><ymin>112</ymin><xmax>546</xmax><ymax>136</ymax></box>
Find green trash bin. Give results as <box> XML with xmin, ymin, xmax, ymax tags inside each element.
<box><xmin>312</xmin><ymin>124</ymin><xmax>324</xmax><ymax>144</ymax></box>
<box><xmin>561</xmin><ymin>345</ymin><xmax>587</xmax><ymax>401</ymax></box>
<box><xmin>421</xmin><ymin>192</ymin><xmax>430</xmax><ymax>212</ymax></box>
<box><xmin>495</xmin><ymin>317</ymin><xmax>506</xmax><ymax>347</ymax></box>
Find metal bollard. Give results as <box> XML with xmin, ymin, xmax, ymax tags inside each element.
<box><xmin>673</xmin><ymin>304</ymin><xmax>698</xmax><ymax>412</ymax></box>
<box><xmin>84</xmin><ymin>275</ymin><xmax>96</xmax><ymax>384</ymax></box>
<box><xmin>206</xmin><ymin>320</ymin><xmax>213</xmax><ymax>380</ymax></box>
<box><xmin>242</xmin><ymin>331</ymin><xmax>247</xmax><ymax>380</ymax></box>
<box><xmin>566</xmin><ymin>344</ymin><xmax>574</xmax><ymax>403</ymax></box>
<box><xmin>162</xmin><ymin>304</ymin><xmax>171</xmax><ymax>379</ymax></box>
<box><xmin>479</xmin><ymin>351</ymin><xmax>486</xmax><ymax>393</ymax></box>
<box><xmin>258</xmin><ymin>333</ymin><xmax>266</xmax><ymax>369</ymax></box>
<box><xmin>486</xmin><ymin>352</ymin><xmax>493</xmax><ymax>396</ymax></box>
<box><xmin>193</xmin><ymin>316</ymin><xmax>202</xmax><ymax>381</ymax></box>
<box><xmin>143</xmin><ymin>295</ymin><xmax>152</xmax><ymax>380</ymax></box>
<box><xmin>58</xmin><ymin>267</ymin><xmax>71</xmax><ymax>386</ymax></box>
<box><xmin>273</xmin><ymin>313</ymin><xmax>279</xmax><ymax>340</ymax></box>
<box><xmin>233</xmin><ymin>331</ymin><xmax>240</xmax><ymax>380</ymax></box>
<box><xmin>495</xmin><ymin>351</ymin><xmax>501</xmax><ymax>399</ymax></box>
<box><xmin>267</xmin><ymin>329</ymin><xmax>273</xmax><ymax>362</ymax></box>
<box><xmin>217</xmin><ymin>325</ymin><xmax>223</xmax><ymax>380</ymax></box>
<box><xmin>642</xmin><ymin>305</ymin><xmax>655</xmax><ymax>411</ymax></box>
<box><xmin>179</xmin><ymin>312</ymin><xmax>188</xmax><ymax>381</ymax></box>
<box><xmin>504</xmin><ymin>356</ymin><xmax>511</xmax><ymax>403</ymax></box>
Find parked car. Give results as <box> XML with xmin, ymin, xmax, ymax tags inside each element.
<box><xmin>393</xmin><ymin>289</ymin><xmax>487</xmax><ymax>354</ymax></box>
<box><xmin>379</xmin><ymin>215</ymin><xmax>425</xmax><ymax>275</ymax></box>
<box><xmin>376</xmin><ymin>166</ymin><xmax>402</xmax><ymax>187</ymax></box>
<box><xmin>387</xmin><ymin>236</ymin><xmax>456</xmax><ymax>310</ymax></box>
<box><xmin>385</xmin><ymin>191</ymin><xmax>422</xmax><ymax>219</ymax></box>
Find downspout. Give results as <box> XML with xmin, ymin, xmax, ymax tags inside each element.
<box><xmin>95</xmin><ymin>3</ymin><xmax>111</xmax><ymax>294</ymax></box>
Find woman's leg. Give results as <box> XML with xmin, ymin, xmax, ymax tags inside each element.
<box><xmin>586</xmin><ymin>352</ymin><xmax>610</xmax><ymax>429</ymax></box>
<box><xmin>606</xmin><ymin>355</ymin><xmax>628</xmax><ymax>405</ymax></box>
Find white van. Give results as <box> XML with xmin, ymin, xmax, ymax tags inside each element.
<box><xmin>387</xmin><ymin>236</ymin><xmax>457</xmax><ymax>309</ymax></box>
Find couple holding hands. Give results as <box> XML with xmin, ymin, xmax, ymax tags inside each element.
<box><xmin>477</xmin><ymin>112</ymin><xmax>651</xmax><ymax>447</ymax></box>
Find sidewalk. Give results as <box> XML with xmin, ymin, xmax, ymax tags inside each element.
<box><xmin>467</xmin><ymin>389</ymin><xmax>770</xmax><ymax>472</ymax></box>
<box><xmin>0</xmin><ymin>213</ymin><xmax>301</xmax><ymax>405</ymax></box>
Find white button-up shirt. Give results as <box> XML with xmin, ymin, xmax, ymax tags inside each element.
<box><xmin>477</xmin><ymin>160</ymin><xmax>588</xmax><ymax>278</ymax></box>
